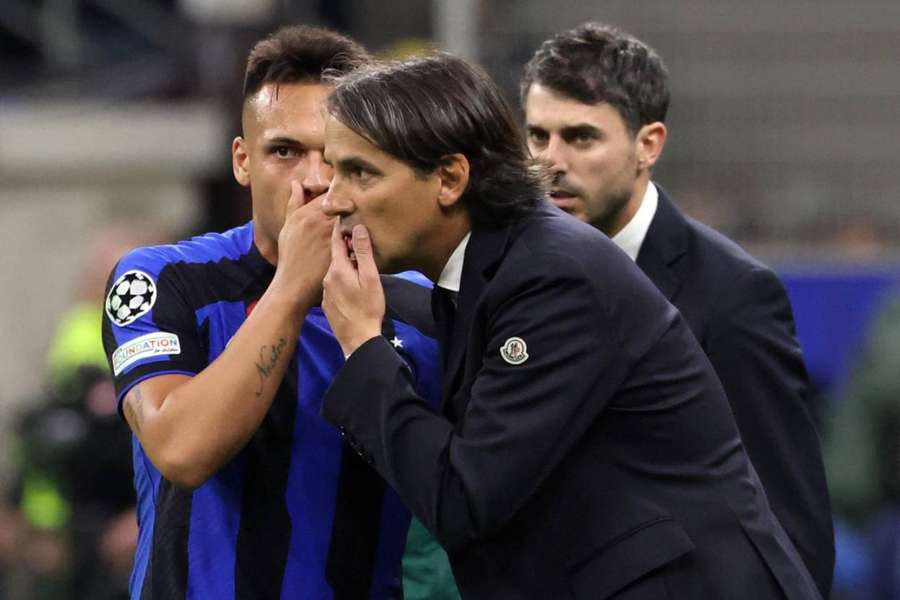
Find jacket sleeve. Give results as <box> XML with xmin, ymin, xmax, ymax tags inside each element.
<box><xmin>322</xmin><ymin>256</ymin><xmax>644</xmax><ymax>553</ymax></box>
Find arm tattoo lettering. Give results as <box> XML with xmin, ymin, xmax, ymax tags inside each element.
<box><xmin>125</xmin><ymin>386</ymin><xmax>145</xmax><ymax>432</ymax></box>
<box><xmin>255</xmin><ymin>337</ymin><xmax>288</xmax><ymax>397</ymax></box>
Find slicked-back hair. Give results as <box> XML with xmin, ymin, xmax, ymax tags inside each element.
<box><xmin>521</xmin><ymin>22</ymin><xmax>670</xmax><ymax>134</ymax></box>
<box><xmin>242</xmin><ymin>25</ymin><xmax>369</xmax><ymax>102</ymax></box>
<box><xmin>327</xmin><ymin>53</ymin><xmax>545</xmax><ymax>227</ymax></box>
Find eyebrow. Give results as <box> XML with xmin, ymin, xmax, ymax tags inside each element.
<box><xmin>263</xmin><ymin>136</ymin><xmax>306</xmax><ymax>148</ymax></box>
<box><xmin>335</xmin><ymin>156</ymin><xmax>382</xmax><ymax>175</ymax></box>
<box><xmin>562</xmin><ymin>124</ymin><xmax>602</xmax><ymax>136</ymax></box>
<box><xmin>526</xmin><ymin>123</ymin><xmax>602</xmax><ymax>137</ymax></box>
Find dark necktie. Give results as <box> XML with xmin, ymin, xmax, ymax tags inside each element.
<box><xmin>431</xmin><ymin>286</ymin><xmax>457</xmax><ymax>369</ymax></box>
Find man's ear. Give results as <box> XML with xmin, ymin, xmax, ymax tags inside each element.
<box><xmin>232</xmin><ymin>136</ymin><xmax>251</xmax><ymax>187</ymax></box>
<box><xmin>636</xmin><ymin>122</ymin><xmax>667</xmax><ymax>171</ymax></box>
<box><xmin>436</xmin><ymin>153</ymin><xmax>470</xmax><ymax>209</ymax></box>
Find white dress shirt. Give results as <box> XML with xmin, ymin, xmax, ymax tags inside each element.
<box><xmin>436</xmin><ymin>232</ymin><xmax>471</xmax><ymax>294</ymax></box>
<box><xmin>611</xmin><ymin>183</ymin><xmax>659</xmax><ymax>261</ymax></box>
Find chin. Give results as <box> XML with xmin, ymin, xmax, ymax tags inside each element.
<box><xmin>380</xmin><ymin>256</ymin><xmax>416</xmax><ymax>276</ymax></box>
<box><xmin>372</xmin><ymin>253</ymin><xmax>392</xmax><ymax>274</ymax></box>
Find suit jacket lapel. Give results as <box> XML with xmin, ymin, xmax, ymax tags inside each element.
<box><xmin>635</xmin><ymin>187</ymin><xmax>689</xmax><ymax>301</ymax></box>
<box><xmin>441</xmin><ymin>224</ymin><xmax>510</xmax><ymax>409</ymax></box>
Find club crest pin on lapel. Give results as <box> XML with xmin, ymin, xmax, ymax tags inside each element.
<box><xmin>500</xmin><ymin>337</ymin><xmax>529</xmax><ymax>365</ymax></box>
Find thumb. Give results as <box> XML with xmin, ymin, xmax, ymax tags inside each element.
<box><xmin>351</xmin><ymin>224</ymin><xmax>379</xmax><ymax>283</ymax></box>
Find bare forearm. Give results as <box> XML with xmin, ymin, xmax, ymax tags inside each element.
<box><xmin>131</xmin><ymin>283</ymin><xmax>311</xmax><ymax>487</ymax></box>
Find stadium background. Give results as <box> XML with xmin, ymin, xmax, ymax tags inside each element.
<box><xmin>1</xmin><ymin>1</ymin><xmax>899</xmax><ymax>598</ymax></box>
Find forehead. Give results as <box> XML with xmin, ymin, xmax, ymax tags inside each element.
<box><xmin>525</xmin><ymin>84</ymin><xmax>626</xmax><ymax>131</ymax></box>
<box><xmin>324</xmin><ymin>116</ymin><xmax>396</xmax><ymax>164</ymax></box>
<box><xmin>245</xmin><ymin>82</ymin><xmax>331</xmax><ymax>136</ymax></box>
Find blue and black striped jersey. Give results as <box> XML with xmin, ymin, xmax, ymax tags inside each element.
<box><xmin>101</xmin><ymin>221</ymin><xmax>441</xmax><ymax>600</ymax></box>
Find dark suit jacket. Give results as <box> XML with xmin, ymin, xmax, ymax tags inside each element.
<box><xmin>636</xmin><ymin>187</ymin><xmax>834</xmax><ymax>596</ymax></box>
<box><xmin>323</xmin><ymin>201</ymin><xmax>821</xmax><ymax>600</ymax></box>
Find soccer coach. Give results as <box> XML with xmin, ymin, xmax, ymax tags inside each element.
<box><xmin>317</xmin><ymin>53</ymin><xmax>821</xmax><ymax>599</ymax></box>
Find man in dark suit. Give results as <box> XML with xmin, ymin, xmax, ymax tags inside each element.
<box><xmin>317</xmin><ymin>53</ymin><xmax>821</xmax><ymax>599</ymax></box>
<box><xmin>521</xmin><ymin>22</ymin><xmax>833</xmax><ymax>597</ymax></box>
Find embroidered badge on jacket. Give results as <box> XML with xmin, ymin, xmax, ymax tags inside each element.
<box><xmin>500</xmin><ymin>337</ymin><xmax>529</xmax><ymax>365</ymax></box>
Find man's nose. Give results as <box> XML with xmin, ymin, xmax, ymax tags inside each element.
<box><xmin>302</xmin><ymin>153</ymin><xmax>333</xmax><ymax>198</ymax></box>
<box><xmin>321</xmin><ymin>184</ymin><xmax>351</xmax><ymax>217</ymax></box>
<box><xmin>535</xmin><ymin>138</ymin><xmax>567</xmax><ymax>174</ymax></box>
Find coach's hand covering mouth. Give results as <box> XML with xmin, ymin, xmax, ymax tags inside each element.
<box><xmin>322</xmin><ymin>222</ymin><xmax>384</xmax><ymax>358</ymax></box>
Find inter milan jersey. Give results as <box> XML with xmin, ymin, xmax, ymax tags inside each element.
<box><xmin>101</xmin><ymin>222</ymin><xmax>440</xmax><ymax>600</ymax></box>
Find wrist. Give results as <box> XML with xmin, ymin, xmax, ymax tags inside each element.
<box><xmin>342</xmin><ymin>330</ymin><xmax>382</xmax><ymax>359</ymax></box>
<box><xmin>267</xmin><ymin>275</ymin><xmax>319</xmax><ymax>317</ymax></box>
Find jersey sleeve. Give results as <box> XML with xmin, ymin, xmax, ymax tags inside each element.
<box><xmin>101</xmin><ymin>247</ymin><xmax>208</xmax><ymax>405</ymax></box>
<box><xmin>384</xmin><ymin>272</ymin><xmax>442</xmax><ymax>410</ymax></box>
<box><xmin>395</xmin><ymin>325</ymin><xmax>442</xmax><ymax>409</ymax></box>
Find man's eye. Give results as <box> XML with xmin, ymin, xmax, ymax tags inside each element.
<box><xmin>352</xmin><ymin>167</ymin><xmax>372</xmax><ymax>183</ymax></box>
<box><xmin>527</xmin><ymin>130</ymin><xmax>548</xmax><ymax>145</ymax></box>
<box><xmin>572</xmin><ymin>133</ymin><xmax>593</xmax><ymax>144</ymax></box>
<box><xmin>273</xmin><ymin>146</ymin><xmax>301</xmax><ymax>158</ymax></box>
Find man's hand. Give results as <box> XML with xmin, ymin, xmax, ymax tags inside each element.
<box><xmin>322</xmin><ymin>222</ymin><xmax>385</xmax><ymax>357</ymax></box>
<box><xmin>271</xmin><ymin>181</ymin><xmax>335</xmax><ymax>307</ymax></box>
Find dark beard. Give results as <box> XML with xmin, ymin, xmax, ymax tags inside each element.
<box><xmin>590</xmin><ymin>188</ymin><xmax>633</xmax><ymax>237</ymax></box>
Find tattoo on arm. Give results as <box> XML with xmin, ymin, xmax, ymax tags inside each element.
<box><xmin>255</xmin><ymin>337</ymin><xmax>288</xmax><ymax>398</ymax></box>
<box><xmin>124</xmin><ymin>386</ymin><xmax>145</xmax><ymax>432</ymax></box>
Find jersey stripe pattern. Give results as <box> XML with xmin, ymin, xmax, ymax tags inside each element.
<box><xmin>101</xmin><ymin>222</ymin><xmax>441</xmax><ymax>600</ymax></box>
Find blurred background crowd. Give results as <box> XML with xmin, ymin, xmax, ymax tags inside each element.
<box><xmin>1</xmin><ymin>1</ymin><xmax>899</xmax><ymax>598</ymax></box>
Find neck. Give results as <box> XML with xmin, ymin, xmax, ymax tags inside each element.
<box><xmin>254</xmin><ymin>227</ymin><xmax>278</xmax><ymax>266</ymax></box>
<box><xmin>423</xmin><ymin>214</ymin><xmax>471</xmax><ymax>283</ymax></box>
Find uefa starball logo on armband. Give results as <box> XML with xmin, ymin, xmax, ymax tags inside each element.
<box><xmin>106</xmin><ymin>270</ymin><xmax>158</xmax><ymax>326</ymax></box>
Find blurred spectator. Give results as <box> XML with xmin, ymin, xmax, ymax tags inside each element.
<box><xmin>7</xmin><ymin>367</ymin><xmax>134</xmax><ymax>600</ymax></box>
<box><xmin>830</xmin><ymin>518</ymin><xmax>873</xmax><ymax>600</ymax></box>
<box><xmin>826</xmin><ymin>295</ymin><xmax>900</xmax><ymax>524</ymax></box>
<box><xmin>826</xmin><ymin>293</ymin><xmax>900</xmax><ymax>599</ymax></box>
<box><xmin>47</xmin><ymin>225</ymin><xmax>164</xmax><ymax>392</ymax></box>
<box><xmin>0</xmin><ymin>502</ymin><xmax>21</xmax><ymax>597</ymax></box>
<box><xmin>2</xmin><ymin>224</ymin><xmax>166</xmax><ymax>599</ymax></box>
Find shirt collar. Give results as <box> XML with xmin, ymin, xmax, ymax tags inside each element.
<box><xmin>436</xmin><ymin>232</ymin><xmax>471</xmax><ymax>292</ymax></box>
<box><xmin>611</xmin><ymin>182</ymin><xmax>659</xmax><ymax>261</ymax></box>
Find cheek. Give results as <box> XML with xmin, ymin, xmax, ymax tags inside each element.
<box><xmin>582</xmin><ymin>147</ymin><xmax>614</xmax><ymax>171</ymax></box>
<box><xmin>583</xmin><ymin>148</ymin><xmax>632</xmax><ymax>183</ymax></box>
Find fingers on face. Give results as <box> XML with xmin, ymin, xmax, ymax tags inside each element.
<box><xmin>330</xmin><ymin>220</ymin><xmax>348</xmax><ymax>265</ymax></box>
<box><xmin>286</xmin><ymin>180</ymin><xmax>304</xmax><ymax>213</ymax></box>
<box><xmin>351</xmin><ymin>225</ymin><xmax>379</xmax><ymax>285</ymax></box>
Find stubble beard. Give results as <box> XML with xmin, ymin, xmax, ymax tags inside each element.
<box><xmin>588</xmin><ymin>186</ymin><xmax>633</xmax><ymax>237</ymax></box>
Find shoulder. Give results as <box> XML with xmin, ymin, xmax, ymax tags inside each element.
<box><xmin>108</xmin><ymin>223</ymin><xmax>257</xmax><ymax>305</ymax></box>
<box><xmin>504</xmin><ymin>204</ymin><xmax>658</xmax><ymax>302</ymax></box>
<box><xmin>651</xmin><ymin>187</ymin><xmax>770</xmax><ymax>284</ymax></box>
<box><xmin>510</xmin><ymin>202</ymin><xmax>629</xmax><ymax>272</ymax></box>
<box><xmin>648</xmin><ymin>188</ymin><xmax>779</xmax><ymax>299</ymax></box>
<box><xmin>105</xmin><ymin>223</ymin><xmax>257</xmax><ymax>326</ymax></box>
<box><xmin>687</xmin><ymin>217</ymin><xmax>767</xmax><ymax>273</ymax></box>
<box><xmin>490</xmin><ymin>206</ymin><xmax>677</xmax><ymax>345</ymax></box>
<box><xmin>682</xmin><ymin>217</ymin><xmax>788</xmax><ymax>302</ymax></box>
<box><xmin>112</xmin><ymin>223</ymin><xmax>255</xmax><ymax>280</ymax></box>
<box><xmin>669</xmin><ymin>219</ymin><xmax>794</xmax><ymax>342</ymax></box>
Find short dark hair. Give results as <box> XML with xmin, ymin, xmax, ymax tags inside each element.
<box><xmin>327</xmin><ymin>53</ymin><xmax>545</xmax><ymax>227</ymax></box>
<box><xmin>521</xmin><ymin>22</ymin><xmax>670</xmax><ymax>134</ymax></box>
<box><xmin>242</xmin><ymin>25</ymin><xmax>370</xmax><ymax>102</ymax></box>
